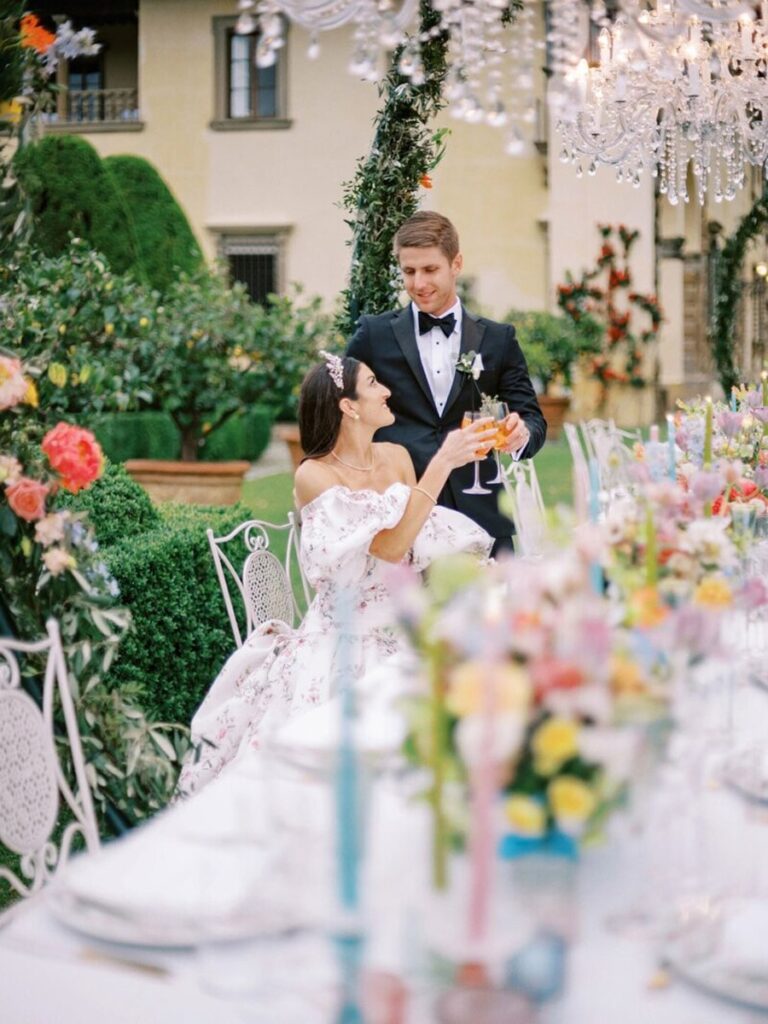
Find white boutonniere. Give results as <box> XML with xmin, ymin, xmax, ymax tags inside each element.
<box><xmin>456</xmin><ymin>350</ymin><xmax>484</xmax><ymax>380</ymax></box>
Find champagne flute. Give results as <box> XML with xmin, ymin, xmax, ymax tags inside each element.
<box><xmin>462</xmin><ymin>411</ymin><xmax>493</xmax><ymax>495</ymax></box>
<box><xmin>487</xmin><ymin>401</ymin><xmax>510</xmax><ymax>485</ymax></box>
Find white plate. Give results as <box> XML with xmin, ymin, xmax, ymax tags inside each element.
<box><xmin>662</xmin><ymin>899</ymin><xmax>768</xmax><ymax>1013</ymax></box>
<box><xmin>48</xmin><ymin>886</ymin><xmax>308</xmax><ymax>949</ymax></box>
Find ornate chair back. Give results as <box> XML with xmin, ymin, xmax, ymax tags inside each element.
<box><xmin>0</xmin><ymin>619</ymin><xmax>99</xmax><ymax>901</ymax></box>
<box><xmin>501</xmin><ymin>459</ymin><xmax>547</xmax><ymax>558</ymax></box>
<box><xmin>207</xmin><ymin>515</ymin><xmax>310</xmax><ymax>648</ymax></box>
<box><xmin>563</xmin><ymin>421</ymin><xmax>590</xmax><ymax>521</ymax></box>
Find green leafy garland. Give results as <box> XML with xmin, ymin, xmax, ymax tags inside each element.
<box><xmin>710</xmin><ymin>185</ymin><xmax>768</xmax><ymax>395</ymax></box>
<box><xmin>336</xmin><ymin>0</ymin><xmax>525</xmax><ymax>338</ymax></box>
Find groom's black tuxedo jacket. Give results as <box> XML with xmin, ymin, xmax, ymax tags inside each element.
<box><xmin>347</xmin><ymin>306</ymin><xmax>547</xmax><ymax>539</ymax></box>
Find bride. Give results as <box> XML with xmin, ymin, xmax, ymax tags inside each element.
<box><xmin>178</xmin><ymin>351</ymin><xmax>494</xmax><ymax>795</ymax></box>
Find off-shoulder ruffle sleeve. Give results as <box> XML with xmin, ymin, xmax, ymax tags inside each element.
<box><xmin>410</xmin><ymin>504</ymin><xmax>493</xmax><ymax>571</ymax></box>
<box><xmin>299</xmin><ymin>484</ymin><xmax>410</xmax><ymax>587</ymax></box>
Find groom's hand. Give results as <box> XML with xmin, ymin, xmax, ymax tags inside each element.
<box><xmin>500</xmin><ymin>413</ymin><xmax>530</xmax><ymax>457</ymax></box>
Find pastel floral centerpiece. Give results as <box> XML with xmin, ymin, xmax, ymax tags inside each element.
<box><xmin>390</xmin><ymin>549</ymin><xmax>634</xmax><ymax>871</ymax></box>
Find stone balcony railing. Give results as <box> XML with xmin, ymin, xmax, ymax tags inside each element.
<box><xmin>43</xmin><ymin>88</ymin><xmax>142</xmax><ymax>132</ymax></box>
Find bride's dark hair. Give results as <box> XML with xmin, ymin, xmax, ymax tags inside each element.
<box><xmin>298</xmin><ymin>356</ymin><xmax>361</xmax><ymax>461</ymax></box>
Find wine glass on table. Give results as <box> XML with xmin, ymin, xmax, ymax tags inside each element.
<box><xmin>461</xmin><ymin>411</ymin><xmax>494</xmax><ymax>495</ymax></box>
<box><xmin>486</xmin><ymin>401</ymin><xmax>510</xmax><ymax>486</ymax></box>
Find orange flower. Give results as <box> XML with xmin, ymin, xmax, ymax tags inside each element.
<box><xmin>419</xmin><ymin>174</ymin><xmax>433</xmax><ymax>189</ymax></box>
<box><xmin>20</xmin><ymin>13</ymin><xmax>56</xmax><ymax>54</ymax></box>
<box><xmin>628</xmin><ymin>586</ymin><xmax>668</xmax><ymax>628</ymax></box>
<box><xmin>42</xmin><ymin>423</ymin><xmax>103</xmax><ymax>494</ymax></box>
<box><xmin>6</xmin><ymin>477</ymin><xmax>49</xmax><ymax>522</ymax></box>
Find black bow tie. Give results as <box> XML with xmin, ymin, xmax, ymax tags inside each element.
<box><xmin>418</xmin><ymin>310</ymin><xmax>456</xmax><ymax>338</ymax></box>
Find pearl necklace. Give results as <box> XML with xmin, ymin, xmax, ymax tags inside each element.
<box><xmin>331</xmin><ymin>449</ymin><xmax>375</xmax><ymax>472</ymax></box>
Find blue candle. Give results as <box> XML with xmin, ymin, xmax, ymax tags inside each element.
<box><xmin>666</xmin><ymin>413</ymin><xmax>676</xmax><ymax>482</ymax></box>
<box><xmin>587</xmin><ymin>457</ymin><xmax>604</xmax><ymax>594</ymax></box>
<box><xmin>335</xmin><ymin>592</ymin><xmax>359</xmax><ymax>912</ymax></box>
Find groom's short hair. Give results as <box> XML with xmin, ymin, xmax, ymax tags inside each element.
<box><xmin>394</xmin><ymin>212</ymin><xmax>459</xmax><ymax>262</ymax></box>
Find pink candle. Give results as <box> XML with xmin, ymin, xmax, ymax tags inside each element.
<box><xmin>468</xmin><ymin>664</ymin><xmax>497</xmax><ymax>945</ymax></box>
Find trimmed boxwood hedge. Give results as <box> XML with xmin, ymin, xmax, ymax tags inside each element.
<box><xmin>102</xmin><ymin>501</ymin><xmax>249</xmax><ymax>725</ymax></box>
<box><xmin>199</xmin><ymin>406</ymin><xmax>272</xmax><ymax>461</ymax></box>
<box><xmin>66</xmin><ymin>468</ymin><xmax>247</xmax><ymax>725</ymax></box>
<box><xmin>104</xmin><ymin>154</ymin><xmax>203</xmax><ymax>293</ymax></box>
<box><xmin>89</xmin><ymin>407</ymin><xmax>272</xmax><ymax>464</ymax></box>
<box><xmin>90</xmin><ymin>411</ymin><xmax>182</xmax><ymax>463</ymax></box>
<box><xmin>14</xmin><ymin>135</ymin><xmax>142</xmax><ymax>277</ymax></box>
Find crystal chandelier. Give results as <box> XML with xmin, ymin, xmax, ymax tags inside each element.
<box><xmin>551</xmin><ymin>0</ymin><xmax>768</xmax><ymax>205</ymax></box>
<box><xmin>233</xmin><ymin>0</ymin><xmax>539</xmax><ymax>153</ymax></box>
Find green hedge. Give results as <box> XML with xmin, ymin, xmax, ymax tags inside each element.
<box><xmin>199</xmin><ymin>407</ymin><xmax>272</xmax><ymax>461</ymax></box>
<box><xmin>104</xmin><ymin>155</ymin><xmax>203</xmax><ymax>293</ymax></box>
<box><xmin>89</xmin><ymin>408</ymin><xmax>272</xmax><ymax>464</ymax></box>
<box><xmin>102</xmin><ymin>501</ymin><xmax>249</xmax><ymax>725</ymax></box>
<box><xmin>90</xmin><ymin>412</ymin><xmax>182</xmax><ymax>463</ymax></box>
<box><xmin>59</xmin><ymin>462</ymin><xmax>160</xmax><ymax>547</ymax></box>
<box><xmin>14</xmin><ymin>135</ymin><xmax>142</xmax><ymax>277</ymax></box>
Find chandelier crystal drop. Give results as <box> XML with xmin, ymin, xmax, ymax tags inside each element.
<box><xmin>552</xmin><ymin>0</ymin><xmax>768</xmax><ymax>205</ymax></box>
<box><xmin>233</xmin><ymin>0</ymin><xmax>539</xmax><ymax>152</ymax></box>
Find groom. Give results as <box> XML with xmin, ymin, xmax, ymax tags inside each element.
<box><xmin>347</xmin><ymin>211</ymin><xmax>547</xmax><ymax>556</ymax></box>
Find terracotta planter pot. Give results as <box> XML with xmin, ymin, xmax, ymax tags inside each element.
<box><xmin>125</xmin><ymin>459</ymin><xmax>250</xmax><ymax>505</ymax></box>
<box><xmin>275</xmin><ymin>423</ymin><xmax>304</xmax><ymax>470</ymax></box>
<box><xmin>538</xmin><ymin>394</ymin><xmax>571</xmax><ymax>441</ymax></box>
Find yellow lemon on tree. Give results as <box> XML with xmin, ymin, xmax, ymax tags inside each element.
<box><xmin>47</xmin><ymin>363</ymin><xmax>67</xmax><ymax>388</ymax></box>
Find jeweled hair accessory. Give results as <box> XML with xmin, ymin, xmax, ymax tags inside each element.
<box><xmin>319</xmin><ymin>349</ymin><xmax>344</xmax><ymax>391</ymax></box>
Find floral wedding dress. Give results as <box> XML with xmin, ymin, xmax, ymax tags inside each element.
<box><xmin>177</xmin><ymin>483</ymin><xmax>491</xmax><ymax>796</ymax></box>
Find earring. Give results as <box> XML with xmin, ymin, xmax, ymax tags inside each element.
<box><xmin>354</xmin><ymin>413</ymin><xmax>360</xmax><ymax>420</ymax></box>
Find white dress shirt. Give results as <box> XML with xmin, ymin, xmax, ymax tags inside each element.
<box><xmin>411</xmin><ymin>299</ymin><xmax>462</xmax><ymax>416</ymax></box>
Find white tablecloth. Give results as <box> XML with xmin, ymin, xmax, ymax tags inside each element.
<box><xmin>3</xmin><ymin>682</ymin><xmax>768</xmax><ymax>1023</ymax></box>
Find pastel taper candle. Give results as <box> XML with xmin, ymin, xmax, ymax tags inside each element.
<box><xmin>703</xmin><ymin>395</ymin><xmax>713</xmax><ymax>468</ymax></box>
<box><xmin>666</xmin><ymin>413</ymin><xmax>676</xmax><ymax>482</ymax></box>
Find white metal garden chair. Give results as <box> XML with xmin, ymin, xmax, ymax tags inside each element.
<box><xmin>207</xmin><ymin>512</ymin><xmax>310</xmax><ymax>649</ymax></box>
<box><xmin>0</xmin><ymin>619</ymin><xmax>100</xmax><ymax>903</ymax></box>
<box><xmin>501</xmin><ymin>458</ymin><xmax>547</xmax><ymax>558</ymax></box>
<box><xmin>564</xmin><ymin>421</ymin><xmax>591</xmax><ymax>521</ymax></box>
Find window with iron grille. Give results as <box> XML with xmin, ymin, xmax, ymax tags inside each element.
<box><xmin>222</xmin><ymin>237</ymin><xmax>282</xmax><ymax>305</ymax></box>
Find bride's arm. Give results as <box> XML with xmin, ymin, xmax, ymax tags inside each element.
<box><xmin>369</xmin><ymin>424</ymin><xmax>494</xmax><ymax>563</ymax></box>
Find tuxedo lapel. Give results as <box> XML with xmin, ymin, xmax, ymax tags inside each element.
<box><xmin>391</xmin><ymin>307</ymin><xmax>438</xmax><ymax>413</ymax></box>
<box><xmin>441</xmin><ymin>310</ymin><xmax>487</xmax><ymax>420</ymax></box>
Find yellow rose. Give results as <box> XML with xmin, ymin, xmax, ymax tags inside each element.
<box><xmin>104</xmin><ymin>323</ymin><xmax>114</xmax><ymax>335</ymax></box>
<box><xmin>548</xmin><ymin>776</ymin><xmax>597</xmax><ymax>826</ymax></box>
<box><xmin>47</xmin><ymin>362</ymin><xmax>68</xmax><ymax>388</ymax></box>
<box><xmin>139</xmin><ymin>317</ymin><xmax>149</xmax><ymax>328</ymax></box>
<box><xmin>58</xmin><ymin>323</ymin><xmax>67</xmax><ymax>335</ymax></box>
<box><xmin>693</xmin><ymin>577</ymin><xmax>732</xmax><ymax>608</ymax></box>
<box><xmin>20</xmin><ymin>536</ymin><xmax>32</xmax><ymax>558</ymax></box>
<box><xmin>446</xmin><ymin>661</ymin><xmax>530</xmax><ymax>718</ymax></box>
<box><xmin>23</xmin><ymin>379</ymin><xmax>39</xmax><ymax>407</ymax></box>
<box><xmin>70</xmin><ymin>373</ymin><xmax>79</xmax><ymax>386</ymax></box>
<box><xmin>79</xmin><ymin>365</ymin><xmax>91</xmax><ymax>384</ymax></box>
<box><xmin>504</xmin><ymin>794</ymin><xmax>547</xmax><ymax>837</ymax></box>
<box><xmin>531</xmin><ymin>717</ymin><xmax>579</xmax><ymax>776</ymax></box>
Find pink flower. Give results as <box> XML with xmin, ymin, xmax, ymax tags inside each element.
<box><xmin>41</xmin><ymin>423</ymin><xmax>103</xmax><ymax>494</ymax></box>
<box><xmin>5</xmin><ymin>477</ymin><xmax>49</xmax><ymax>522</ymax></box>
<box><xmin>0</xmin><ymin>356</ymin><xmax>28</xmax><ymax>411</ymax></box>
<box><xmin>42</xmin><ymin>547</ymin><xmax>75</xmax><ymax>576</ymax></box>
<box><xmin>0</xmin><ymin>455</ymin><xmax>22</xmax><ymax>486</ymax></box>
<box><xmin>34</xmin><ymin>511</ymin><xmax>68</xmax><ymax>547</ymax></box>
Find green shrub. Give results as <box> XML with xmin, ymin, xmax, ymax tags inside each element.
<box><xmin>14</xmin><ymin>135</ymin><xmax>142</xmax><ymax>277</ymax></box>
<box><xmin>102</xmin><ymin>502</ymin><xmax>249</xmax><ymax>724</ymax></box>
<box><xmin>104</xmin><ymin>155</ymin><xmax>203</xmax><ymax>293</ymax></box>
<box><xmin>0</xmin><ymin>240</ymin><xmax>159</xmax><ymax>420</ymax></box>
<box><xmin>200</xmin><ymin>406</ymin><xmax>272</xmax><ymax>461</ymax></box>
<box><xmin>61</xmin><ymin>462</ymin><xmax>160</xmax><ymax>547</ymax></box>
<box><xmin>90</xmin><ymin>411</ymin><xmax>181</xmax><ymax>462</ymax></box>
